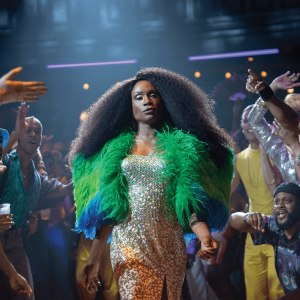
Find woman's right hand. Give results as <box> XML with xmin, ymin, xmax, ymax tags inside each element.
<box><xmin>80</xmin><ymin>262</ymin><xmax>101</xmax><ymax>292</ymax></box>
<box><xmin>0</xmin><ymin>214</ymin><xmax>14</xmax><ymax>232</ymax></box>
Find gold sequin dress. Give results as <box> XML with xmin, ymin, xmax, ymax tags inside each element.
<box><xmin>110</xmin><ymin>155</ymin><xmax>187</xmax><ymax>300</ymax></box>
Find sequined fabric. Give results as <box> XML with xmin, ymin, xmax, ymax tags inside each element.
<box><xmin>110</xmin><ymin>155</ymin><xmax>186</xmax><ymax>300</ymax></box>
<box><xmin>248</xmin><ymin>99</ymin><xmax>299</xmax><ymax>184</ymax></box>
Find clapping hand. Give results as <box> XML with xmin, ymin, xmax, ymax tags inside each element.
<box><xmin>14</xmin><ymin>103</ymin><xmax>33</xmax><ymax>138</ymax></box>
<box><xmin>0</xmin><ymin>67</ymin><xmax>47</xmax><ymax>105</ymax></box>
<box><xmin>271</xmin><ymin>71</ymin><xmax>300</xmax><ymax>92</ymax></box>
<box><xmin>272</xmin><ymin>119</ymin><xmax>299</xmax><ymax>155</ymax></box>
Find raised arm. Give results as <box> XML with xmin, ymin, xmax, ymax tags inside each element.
<box><xmin>246</xmin><ymin>69</ymin><xmax>300</xmax><ymax>133</ymax></box>
<box><xmin>0</xmin><ymin>67</ymin><xmax>47</xmax><ymax>106</ymax></box>
<box><xmin>80</xmin><ymin>224</ymin><xmax>113</xmax><ymax>292</ymax></box>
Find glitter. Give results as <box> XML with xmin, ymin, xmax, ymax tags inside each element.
<box><xmin>110</xmin><ymin>155</ymin><xmax>186</xmax><ymax>299</ymax></box>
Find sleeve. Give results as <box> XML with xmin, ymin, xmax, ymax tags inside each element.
<box><xmin>33</xmin><ymin>175</ymin><xmax>65</xmax><ymax>211</ymax></box>
<box><xmin>248</xmin><ymin>99</ymin><xmax>299</xmax><ymax>183</ymax></box>
<box><xmin>251</xmin><ymin>216</ymin><xmax>279</xmax><ymax>247</ymax></box>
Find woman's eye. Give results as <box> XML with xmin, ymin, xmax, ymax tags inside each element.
<box><xmin>136</xmin><ymin>95</ymin><xmax>143</xmax><ymax>100</ymax></box>
<box><xmin>150</xmin><ymin>94</ymin><xmax>157</xmax><ymax>98</ymax></box>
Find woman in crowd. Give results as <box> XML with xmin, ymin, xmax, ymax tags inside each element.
<box><xmin>70</xmin><ymin>67</ymin><xmax>234</xmax><ymax>299</ymax></box>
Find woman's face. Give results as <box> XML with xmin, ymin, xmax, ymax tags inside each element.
<box><xmin>131</xmin><ymin>80</ymin><xmax>164</xmax><ymax>127</ymax></box>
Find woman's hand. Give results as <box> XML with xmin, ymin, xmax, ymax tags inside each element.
<box><xmin>271</xmin><ymin>71</ymin><xmax>300</xmax><ymax>92</ymax></box>
<box><xmin>14</xmin><ymin>103</ymin><xmax>33</xmax><ymax>138</ymax></box>
<box><xmin>245</xmin><ymin>212</ymin><xmax>267</xmax><ymax>232</ymax></box>
<box><xmin>272</xmin><ymin>119</ymin><xmax>299</xmax><ymax>154</ymax></box>
<box><xmin>9</xmin><ymin>273</ymin><xmax>33</xmax><ymax>298</ymax></box>
<box><xmin>197</xmin><ymin>236</ymin><xmax>219</xmax><ymax>260</ymax></box>
<box><xmin>246</xmin><ymin>69</ymin><xmax>268</xmax><ymax>94</ymax></box>
<box><xmin>0</xmin><ymin>67</ymin><xmax>47</xmax><ymax>106</ymax></box>
<box><xmin>80</xmin><ymin>262</ymin><xmax>101</xmax><ymax>292</ymax></box>
<box><xmin>0</xmin><ymin>214</ymin><xmax>14</xmax><ymax>232</ymax></box>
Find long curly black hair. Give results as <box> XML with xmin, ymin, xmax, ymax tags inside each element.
<box><xmin>69</xmin><ymin>67</ymin><xmax>234</xmax><ymax>168</ymax></box>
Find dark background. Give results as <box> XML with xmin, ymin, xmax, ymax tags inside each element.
<box><xmin>0</xmin><ymin>0</ymin><xmax>300</xmax><ymax>150</ymax></box>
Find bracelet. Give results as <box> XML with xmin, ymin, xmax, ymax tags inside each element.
<box><xmin>243</xmin><ymin>213</ymin><xmax>250</xmax><ymax>225</ymax></box>
<box><xmin>259</xmin><ymin>84</ymin><xmax>274</xmax><ymax>102</ymax></box>
<box><xmin>295</xmin><ymin>154</ymin><xmax>300</xmax><ymax>166</ymax></box>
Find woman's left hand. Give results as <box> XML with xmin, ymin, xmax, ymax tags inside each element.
<box><xmin>197</xmin><ymin>236</ymin><xmax>219</xmax><ymax>260</ymax></box>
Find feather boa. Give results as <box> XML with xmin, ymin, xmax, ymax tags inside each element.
<box><xmin>72</xmin><ymin>127</ymin><xmax>234</xmax><ymax>239</ymax></box>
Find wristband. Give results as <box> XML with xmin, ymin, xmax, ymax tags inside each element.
<box><xmin>243</xmin><ymin>213</ymin><xmax>250</xmax><ymax>225</ymax></box>
<box><xmin>259</xmin><ymin>84</ymin><xmax>274</xmax><ymax>102</ymax></box>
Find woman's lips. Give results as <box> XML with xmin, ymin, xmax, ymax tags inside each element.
<box><xmin>143</xmin><ymin>108</ymin><xmax>156</xmax><ymax>114</ymax></box>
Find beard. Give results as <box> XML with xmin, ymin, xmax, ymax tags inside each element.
<box><xmin>274</xmin><ymin>202</ymin><xmax>300</xmax><ymax>230</ymax></box>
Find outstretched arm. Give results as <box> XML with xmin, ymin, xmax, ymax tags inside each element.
<box><xmin>0</xmin><ymin>67</ymin><xmax>47</xmax><ymax>106</ymax></box>
<box><xmin>246</xmin><ymin>69</ymin><xmax>300</xmax><ymax>134</ymax></box>
<box><xmin>228</xmin><ymin>212</ymin><xmax>266</xmax><ymax>233</ymax></box>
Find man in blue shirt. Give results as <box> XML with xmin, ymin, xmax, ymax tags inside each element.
<box><xmin>0</xmin><ymin>103</ymin><xmax>73</xmax><ymax>300</ymax></box>
<box><xmin>229</xmin><ymin>182</ymin><xmax>300</xmax><ymax>299</ymax></box>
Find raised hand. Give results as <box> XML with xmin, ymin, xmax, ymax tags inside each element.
<box><xmin>272</xmin><ymin>119</ymin><xmax>299</xmax><ymax>154</ymax></box>
<box><xmin>9</xmin><ymin>273</ymin><xmax>33</xmax><ymax>298</ymax></box>
<box><xmin>14</xmin><ymin>103</ymin><xmax>33</xmax><ymax>138</ymax></box>
<box><xmin>246</xmin><ymin>69</ymin><xmax>268</xmax><ymax>94</ymax></box>
<box><xmin>80</xmin><ymin>262</ymin><xmax>101</xmax><ymax>292</ymax></box>
<box><xmin>197</xmin><ymin>236</ymin><xmax>219</xmax><ymax>260</ymax></box>
<box><xmin>271</xmin><ymin>71</ymin><xmax>300</xmax><ymax>91</ymax></box>
<box><xmin>0</xmin><ymin>214</ymin><xmax>14</xmax><ymax>232</ymax></box>
<box><xmin>0</xmin><ymin>67</ymin><xmax>47</xmax><ymax>106</ymax></box>
<box><xmin>245</xmin><ymin>212</ymin><xmax>266</xmax><ymax>232</ymax></box>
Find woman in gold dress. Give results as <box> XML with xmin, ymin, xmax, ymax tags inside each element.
<box><xmin>70</xmin><ymin>68</ymin><xmax>234</xmax><ymax>299</ymax></box>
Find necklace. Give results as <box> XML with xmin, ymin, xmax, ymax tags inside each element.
<box><xmin>247</xmin><ymin>151</ymin><xmax>261</xmax><ymax>188</ymax></box>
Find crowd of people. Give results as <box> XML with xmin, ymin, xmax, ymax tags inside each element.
<box><xmin>0</xmin><ymin>66</ymin><xmax>300</xmax><ymax>300</ymax></box>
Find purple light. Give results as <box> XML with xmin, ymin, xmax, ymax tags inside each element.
<box><xmin>188</xmin><ymin>49</ymin><xmax>279</xmax><ymax>61</ymax></box>
<box><xmin>46</xmin><ymin>59</ymin><xmax>137</xmax><ymax>69</ymax></box>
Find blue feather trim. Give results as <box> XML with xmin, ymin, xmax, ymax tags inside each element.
<box><xmin>191</xmin><ymin>184</ymin><xmax>229</xmax><ymax>231</ymax></box>
<box><xmin>73</xmin><ymin>192</ymin><xmax>113</xmax><ymax>240</ymax></box>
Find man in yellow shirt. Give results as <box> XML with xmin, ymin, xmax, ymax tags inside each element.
<box><xmin>231</xmin><ymin>105</ymin><xmax>285</xmax><ymax>299</ymax></box>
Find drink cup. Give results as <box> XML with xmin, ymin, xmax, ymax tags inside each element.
<box><xmin>0</xmin><ymin>203</ymin><xmax>10</xmax><ymax>215</ymax></box>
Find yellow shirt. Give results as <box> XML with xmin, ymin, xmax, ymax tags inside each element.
<box><xmin>236</xmin><ymin>146</ymin><xmax>273</xmax><ymax>215</ymax></box>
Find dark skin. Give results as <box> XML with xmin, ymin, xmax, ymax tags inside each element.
<box><xmin>81</xmin><ymin>81</ymin><xmax>219</xmax><ymax>297</ymax></box>
<box><xmin>229</xmin><ymin>192</ymin><xmax>300</xmax><ymax>299</ymax></box>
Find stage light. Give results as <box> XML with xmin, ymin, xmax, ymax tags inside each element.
<box><xmin>188</xmin><ymin>48</ymin><xmax>279</xmax><ymax>61</ymax></box>
<box><xmin>80</xmin><ymin>111</ymin><xmax>88</xmax><ymax>121</ymax></box>
<box><xmin>248</xmin><ymin>57</ymin><xmax>254</xmax><ymax>62</ymax></box>
<box><xmin>287</xmin><ymin>88</ymin><xmax>294</xmax><ymax>94</ymax></box>
<box><xmin>194</xmin><ymin>72</ymin><xmax>201</xmax><ymax>78</ymax></box>
<box><xmin>46</xmin><ymin>59</ymin><xmax>137</xmax><ymax>69</ymax></box>
<box><xmin>83</xmin><ymin>83</ymin><xmax>89</xmax><ymax>90</ymax></box>
<box><xmin>225</xmin><ymin>72</ymin><xmax>232</xmax><ymax>79</ymax></box>
<box><xmin>261</xmin><ymin>71</ymin><xmax>267</xmax><ymax>77</ymax></box>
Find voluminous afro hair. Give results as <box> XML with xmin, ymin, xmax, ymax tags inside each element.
<box><xmin>69</xmin><ymin>67</ymin><xmax>234</xmax><ymax>168</ymax></box>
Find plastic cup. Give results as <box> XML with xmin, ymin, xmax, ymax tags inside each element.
<box><xmin>0</xmin><ymin>203</ymin><xmax>10</xmax><ymax>215</ymax></box>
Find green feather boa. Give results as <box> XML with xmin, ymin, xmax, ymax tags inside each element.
<box><xmin>72</xmin><ymin>127</ymin><xmax>234</xmax><ymax>233</ymax></box>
